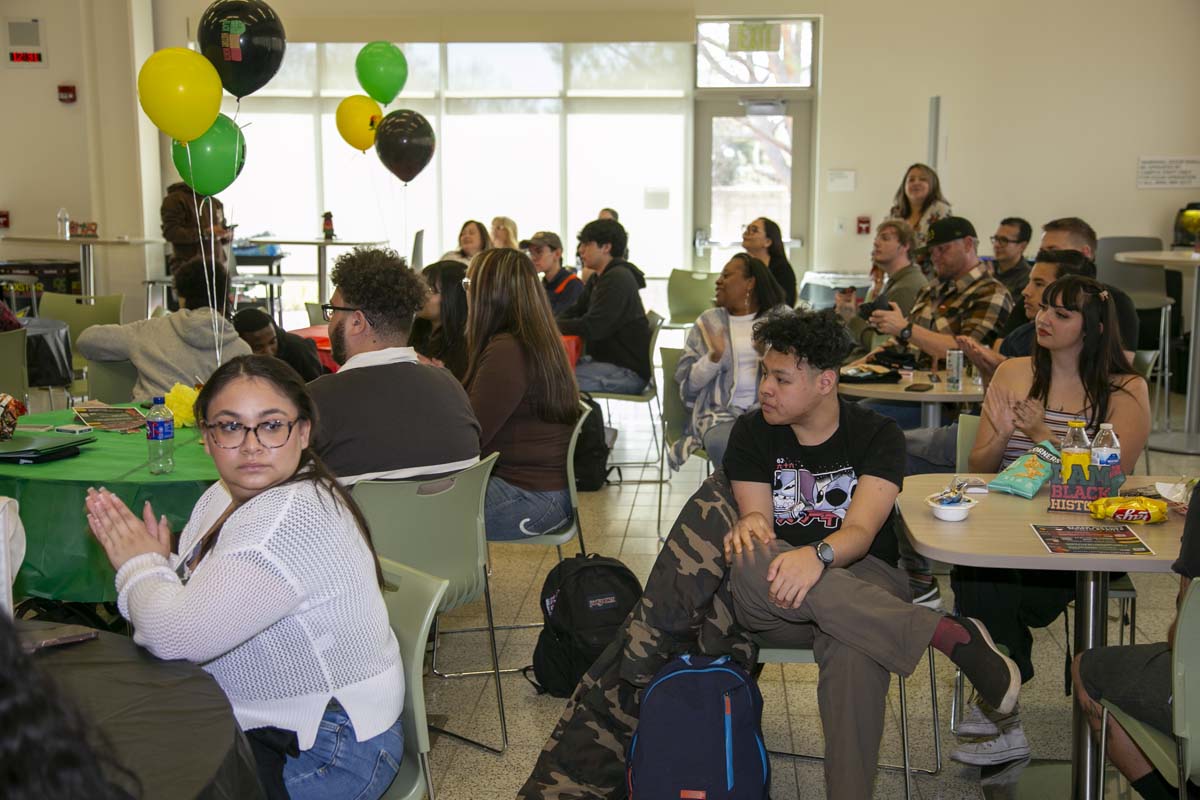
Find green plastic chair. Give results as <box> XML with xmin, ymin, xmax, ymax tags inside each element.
<box><xmin>1099</xmin><ymin>578</ymin><xmax>1200</xmax><ymax>798</ymax></box>
<box><xmin>0</xmin><ymin>328</ymin><xmax>29</xmax><ymax>406</ymax></box>
<box><xmin>352</xmin><ymin>453</ymin><xmax>507</xmax><ymax>754</ymax></box>
<box><xmin>665</xmin><ymin>269</ymin><xmax>715</xmax><ymax>329</ymax></box>
<box><xmin>86</xmin><ymin>359</ymin><xmax>138</xmax><ymax>404</ymax></box>
<box><xmin>39</xmin><ymin>292</ymin><xmax>123</xmax><ymax>370</ymax></box>
<box><xmin>379</xmin><ymin>559</ymin><xmax>448</xmax><ymax>800</ymax></box>
<box><xmin>656</xmin><ymin>347</ymin><xmax>711</xmax><ymax>539</ymax></box>
<box><xmin>751</xmin><ymin>637</ymin><xmax>941</xmax><ymax>799</ymax></box>
<box><xmin>955</xmin><ymin>413</ymin><xmax>981</xmax><ymax>473</ymax></box>
<box><xmin>305</xmin><ymin>302</ymin><xmax>325</xmax><ymax>326</ymax></box>
<box><xmin>591</xmin><ymin>310</ymin><xmax>665</xmax><ymax>478</ymax></box>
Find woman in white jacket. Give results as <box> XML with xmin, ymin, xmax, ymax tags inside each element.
<box><xmin>669</xmin><ymin>254</ymin><xmax>787</xmax><ymax>470</ymax></box>
<box><xmin>86</xmin><ymin>355</ymin><xmax>402</xmax><ymax>800</ymax></box>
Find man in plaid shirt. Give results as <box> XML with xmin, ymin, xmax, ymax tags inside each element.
<box><xmin>867</xmin><ymin>216</ymin><xmax>1012</xmax><ymax>369</ymax></box>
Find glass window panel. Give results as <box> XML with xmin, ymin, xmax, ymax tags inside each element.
<box><xmin>251</xmin><ymin>42</ymin><xmax>317</xmax><ymax>97</ymax></box>
<box><xmin>710</xmin><ymin>114</ymin><xmax>792</xmax><ymax>244</ymax></box>
<box><xmin>441</xmin><ymin>98</ymin><xmax>561</xmax><ymax>256</ymax></box>
<box><xmin>696</xmin><ymin>21</ymin><xmax>813</xmax><ymax>88</ymax></box>
<box><xmin>567</xmin><ymin>100</ymin><xmax>686</xmax><ymax>279</ymax></box>
<box><xmin>566</xmin><ymin>43</ymin><xmax>691</xmax><ymax>93</ymax></box>
<box><xmin>320</xmin><ymin>99</ymin><xmax>440</xmax><ymax>261</ymax></box>
<box><xmin>320</xmin><ymin>43</ymin><xmax>440</xmax><ymax>97</ymax></box>
<box><xmin>447</xmin><ymin>43</ymin><xmax>562</xmax><ymax>94</ymax></box>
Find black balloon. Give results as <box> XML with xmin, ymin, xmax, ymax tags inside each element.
<box><xmin>374</xmin><ymin>110</ymin><xmax>436</xmax><ymax>183</ymax></box>
<box><xmin>198</xmin><ymin>0</ymin><xmax>286</xmax><ymax>99</ymax></box>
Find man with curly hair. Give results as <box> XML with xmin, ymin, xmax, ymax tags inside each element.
<box><xmin>308</xmin><ymin>247</ymin><xmax>480</xmax><ymax>484</ymax></box>
<box><xmin>723</xmin><ymin>309</ymin><xmax>1021</xmax><ymax>798</ymax></box>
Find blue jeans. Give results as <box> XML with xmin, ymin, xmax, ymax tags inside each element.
<box><xmin>282</xmin><ymin>704</ymin><xmax>404</xmax><ymax>800</ymax></box>
<box><xmin>701</xmin><ymin>420</ymin><xmax>737</xmax><ymax>470</ymax></box>
<box><xmin>904</xmin><ymin>423</ymin><xmax>959</xmax><ymax>474</ymax></box>
<box><xmin>859</xmin><ymin>399</ymin><xmax>924</xmax><ymax>430</ymax></box>
<box><xmin>574</xmin><ymin>356</ymin><xmax>646</xmax><ymax>394</ymax></box>
<box><xmin>485</xmin><ymin>475</ymin><xmax>573</xmax><ymax>540</ymax></box>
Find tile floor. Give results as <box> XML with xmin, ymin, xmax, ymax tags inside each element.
<box><xmin>419</xmin><ymin>385</ymin><xmax>1199</xmax><ymax>799</ymax></box>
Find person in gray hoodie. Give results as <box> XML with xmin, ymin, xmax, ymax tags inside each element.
<box><xmin>557</xmin><ymin>218</ymin><xmax>650</xmax><ymax>394</ymax></box>
<box><xmin>77</xmin><ymin>257</ymin><xmax>251</xmax><ymax>401</ymax></box>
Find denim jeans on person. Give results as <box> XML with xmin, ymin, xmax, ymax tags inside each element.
<box><xmin>282</xmin><ymin>703</ymin><xmax>404</xmax><ymax>800</ymax></box>
<box><xmin>485</xmin><ymin>475</ymin><xmax>573</xmax><ymax>540</ymax></box>
<box><xmin>700</xmin><ymin>420</ymin><xmax>737</xmax><ymax>470</ymax></box>
<box><xmin>574</xmin><ymin>356</ymin><xmax>646</xmax><ymax>394</ymax></box>
<box><xmin>859</xmin><ymin>399</ymin><xmax>924</xmax><ymax>431</ymax></box>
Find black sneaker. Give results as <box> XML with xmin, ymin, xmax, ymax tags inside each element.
<box><xmin>911</xmin><ymin>580</ymin><xmax>943</xmax><ymax>610</ymax></box>
<box><xmin>946</xmin><ymin>617</ymin><xmax>1020</xmax><ymax>715</ymax></box>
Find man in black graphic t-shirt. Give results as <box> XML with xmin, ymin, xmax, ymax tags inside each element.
<box><xmin>723</xmin><ymin>310</ymin><xmax>1021</xmax><ymax>798</ymax></box>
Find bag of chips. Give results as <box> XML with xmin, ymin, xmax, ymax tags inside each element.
<box><xmin>1088</xmin><ymin>496</ymin><xmax>1169</xmax><ymax>524</ymax></box>
<box><xmin>988</xmin><ymin>441</ymin><xmax>1060</xmax><ymax>499</ymax></box>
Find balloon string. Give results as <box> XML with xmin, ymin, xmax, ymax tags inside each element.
<box><xmin>206</xmin><ymin>197</ymin><xmax>223</xmax><ymax>367</ymax></box>
<box><xmin>185</xmin><ymin>142</ymin><xmax>222</xmax><ymax>369</ymax></box>
<box><xmin>401</xmin><ymin>183</ymin><xmax>408</xmax><ymax>264</ymax></box>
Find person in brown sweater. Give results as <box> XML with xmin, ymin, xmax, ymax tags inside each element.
<box><xmin>463</xmin><ymin>248</ymin><xmax>581</xmax><ymax>539</ymax></box>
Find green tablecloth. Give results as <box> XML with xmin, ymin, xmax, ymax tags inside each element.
<box><xmin>3</xmin><ymin>409</ymin><xmax>218</xmax><ymax>602</ymax></box>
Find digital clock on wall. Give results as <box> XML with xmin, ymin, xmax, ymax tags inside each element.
<box><xmin>6</xmin><ymin>18</ymin><xmax>47</xmax><ymax>68</ymax></box>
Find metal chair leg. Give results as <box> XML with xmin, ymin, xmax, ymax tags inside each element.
<box><xmin>1099</xmin><ymin>706</ymin><xmax>1109</xmax><ymax>800</ymax></box>
<box><xmin>950</xmin><ymin>668</ymin><xmax>965</xmax><ymax>737</ymax></box>
<box><xmin>1129</xmin><ymin>597</ymin><xmax>1137</xmax><ymax>645</ymax></box>
<box><xmin>899</xmin><ymin>673</ymin><xmax>913</xmax><ymax>800</ymax></box>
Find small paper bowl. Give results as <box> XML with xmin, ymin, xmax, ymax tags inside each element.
<box><xmin>925</xmin><ymin>493</ymin><xmax>977</xmax><ymax>522</ymax></box>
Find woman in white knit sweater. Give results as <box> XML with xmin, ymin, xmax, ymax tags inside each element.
<box><xmin>86</xmin><ymin>355</ymin><xmax>403</xmax><ymax>800</ymax></box>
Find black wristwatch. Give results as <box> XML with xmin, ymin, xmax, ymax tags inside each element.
<box><xmin>899</xmin><ymin>321</ymin><xmax>914</xmax><ymax>342</ymax></box>
<box><xmin>811</xmin><ymin>540</ymin><xmax>835</xmax><ymax>568</ymax></box>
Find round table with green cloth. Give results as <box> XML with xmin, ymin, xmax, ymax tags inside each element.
<box><xmin>3</xmin><ymin>408</ymin><xmax>218</xmax><ymax>603</ymax></box>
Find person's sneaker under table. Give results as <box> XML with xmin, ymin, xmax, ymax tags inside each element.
<box><xmin>950</xmin><ymin>726</ymin><xmax>1031</xmax><ymax>766</ymax></box>
<box><xmin>910</xmin><ymin>579</ymin><xmax>943</xmax><ymax>610</ymax></box>
<box><xmin>956</xmin><ymin>698</ymin><xmax>1021</xmax><ymax>738</ymax></box>
<box><xmin>946</xmin><ymin>616</ymin><xmax>1021</xmax><ymax>715</ymax></box>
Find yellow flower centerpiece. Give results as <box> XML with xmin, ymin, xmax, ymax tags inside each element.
<box><xmin>164</xmin><ymin>383</ymin><xmax>199</xmax><ymax>427</ymax></box>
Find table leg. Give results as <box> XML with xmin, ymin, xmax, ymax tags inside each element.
<box><xmin>317</xmin><ymin>244</ymin><xmax>328</xmax><ymax>305</ymax></box>
<box><xmin>921</xmin><ymin>401</ymin><xmax>941</xmax><ymax>428</ymax></box>
<box><xmin>1148</xmin><ymin>265</ymin><xmax>1200</xmax><ymax>455</ymax></box>
<box><xmin>79</xmin><ymin>243</ymin><xmax>94</xmax><ymax>296</ymax></box>
<box><xmin>144</xmin><ymin>283</ymin><xmax>152</xmax><ymax>318</ymax></box>
<box><xmin>1070</xmin><ymin>570</ymin><xmax>1108</xmax><ymax>799</ymax></box>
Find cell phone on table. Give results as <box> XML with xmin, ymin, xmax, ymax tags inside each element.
<box><xmin>904</xmin><ymin>384</ymin><xmax>933</xmax><ymax>392</ymax></box>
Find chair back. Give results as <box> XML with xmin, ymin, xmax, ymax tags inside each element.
<box><xmin>352</xmin><ymin>453</ymin><xmax>498</xmax><ymax>614</ymax></box>
<box><xmin>380</xmin><ymin>559</ymin><xmax>447</xmax><ymax>779</ymax></box>
<box><xmin>1133</xmin><ymin>349</ymin><xmax>1160</xmax><ymax>382</ymax></box>
<box><xmin>659</xmin><ymin>347</ymin><xmax>689</xmax><ymax>447</ymax></box>
<box><xmin>646</xmin><ymin>310</ymin><xmax>665</xmax><ymax>390</ymax></box>
<box><xmin>1174</xmin><ymin>577</ymin><xmax>1200</xmax><ymax>784</ymax></box>
<box><xmin>1095</xmin><ymin>237</ymin><xmax>1167</xmax><ymax>304</ymax></box>
<box><xmin>39</xmin><ymin>292</ymin><xmax>123</xmax><ymax>351</ymax></box>
<box><xmin>305</xmin><ymin>302</ymin><xmax>325</xmax><ymax>326</ymax></box>
<box><xmin>956</xmin><ymin>413</ymin><xmax>981</xmax><ymax>473</ymax></box>
<box><xmin>86</xmin><ymin>359</ymin><xmax>138</xmax><ymax>404</ymax></box>
<box><xmin>0</xmin><ymin>498</ymin><xmax>26</xmax><ymax>616</ymax></box>
<box><xmin>0</xmin><ymin>329</ymin><xmax>29</xmax><ymax>403</ymax></box>
<box><xmin>565</xmin><ymin>401</ymin><xmax>591</xmax><ymax>526</ymax></box>
<box><xmin>666</xmin><ymin>269</ymin><xmax>715</xmax><ymax>327</ymax></box>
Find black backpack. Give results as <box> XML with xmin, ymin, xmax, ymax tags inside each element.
<box><xmin>573</xmin><ymin>393</ymin><xmax>610</xmax><ymax>491</ymax></box>
<box><xmin>528</xmin><ymin>554</ymin><xmax>643</xmax><ymax>697</ymax></box>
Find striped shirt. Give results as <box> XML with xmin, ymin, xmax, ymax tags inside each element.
<box><xmin>903</xmin><ymin>262</ymin><xmax>1013</xmax><ymax>368</ymax></box>
<box><xmin>1001</xmin><ymin>407</ymin><xmax>1096</xmax><ymax>469</ymax></box>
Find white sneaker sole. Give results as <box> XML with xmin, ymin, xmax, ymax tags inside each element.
<box><xmin>950</xmin><ymin>742</ymin><xmax>1032</xmax><ymax>766</ymax></box>
<box><xmin>965</xmin><ymin>617</ymin><xmax>1021</xmax><ymax>715</ymax></box>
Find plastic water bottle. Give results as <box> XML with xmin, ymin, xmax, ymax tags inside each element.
<box><xmin>56</xmin><ymin>208</ymin><xmax>70</xmax><ymax>239</ymax></box>
<box><xmin>1060</xmin><ymin>419</ymin><xmax>1092</xmax><ymax>482</ymax></box>
<box><xmin>146</xmin><ymin>397</ymin><xmax>175</xmax><ymax>475</ymax></box>
<box><xmin>1091</xmin><ymin>423</ymin><xmax>1121</xmax><ymax>468</ymax></box>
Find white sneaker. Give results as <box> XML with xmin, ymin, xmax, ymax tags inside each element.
<box><xmin>956</xmin><ymin>700</ymin><xmax>1020</xmax><ymax>738</ymax></box>
<box><xmin>950</xmin><ymin>726</ymin><xmax>1031</xmax><ymax>766</ymax></box>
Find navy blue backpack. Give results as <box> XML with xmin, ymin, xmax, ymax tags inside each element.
<box><xmin>627</xmin><ymin>654</ymin><xmax>770</xmax><ymax>799</ymax></box>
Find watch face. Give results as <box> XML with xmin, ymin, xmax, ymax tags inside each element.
<box><xmin>816</xmin><ymin>542</ymin><xmax>834</xmax><ymax>563</ymax></box>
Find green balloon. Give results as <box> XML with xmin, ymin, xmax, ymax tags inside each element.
<box><xmin>172</xmin><ymin>114</ymin><xmax>246</xmax><ymax>196</ymax></box>
<box><xmin>355</xmin><ymin>41</ymin><xmax>408</xmax><ymax>105</ymax></box>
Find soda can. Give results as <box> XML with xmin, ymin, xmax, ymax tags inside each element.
<box><xmin>946</xmin><ymin>349</ymin><xmax>963</xmax><ymax>392</ymax></box>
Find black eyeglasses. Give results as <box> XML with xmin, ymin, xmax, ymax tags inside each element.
<box><xmin>990</xmin><ymin>236</ymin><xmax>1026</xmax><ymax>246</ymax></box>
<box><xmin>320</xmin><ymin>303</ymin><xmax>373</xmax><ymax>323</ymax></box>
<box><xmin>202</xmin><ymin>419</ymin><xmax>299</xmax><ymax>449</ymax></box>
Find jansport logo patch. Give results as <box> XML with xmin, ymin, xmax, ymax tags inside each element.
<box><xmin>586</xmin><ymin>593</ymin><xmax>618</xmax><ymax>610</ymax></box>
<box><xmin>680</xmin><ymin>791</ymin><xmax>707</xmax><ymax>799</ymax></box>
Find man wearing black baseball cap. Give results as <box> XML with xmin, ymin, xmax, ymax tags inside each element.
<box><xmin>864</xmin><ymin>216</ymin><xmax>1012</xmax><ymax>391</ymax></box>
<box><xmin>520</xmin><ymin>231</ymin><xmax>583</xmax><ymax>315</ymax></box>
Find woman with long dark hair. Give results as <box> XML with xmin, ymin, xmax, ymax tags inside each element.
<box><xmin>463</xmin><ymin>248</ymin><xmax>581</xmax><ymax>539</ymax></box>
<box><xmin>670</xmin><ymin>253</ymin><xmax>787</xmax><ymax>469</ymax></box>
<box><xmin>439</xmin><ymin>220</ymin><xmax>490</xmax><ymax>264</ymax></box>
<box><xmin>410</xmin><ymin>260</ymin><xmax>470</xmax><ymax>379</ymax></box>
<box><xmin>953</xmin><ymin>275</ymin><xmax>1149</xmax><ymax>767</ymax></box>
<box><xmin>86</xmin><ymin>355</ymin><xmax>402</xmax><ymax>800</ymax></box>
<box><xmin>740</xmin><ymin>216</ymin><xmax>796</xmax><ymax>306</ymax></box>
<box><xmin>889</xmin><ymin>163</ymin><xmax>951</xmax><ymax>272</ymax></box>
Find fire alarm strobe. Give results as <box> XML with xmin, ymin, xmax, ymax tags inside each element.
<box><xmin>6</xmin><ymin>18</ymin><xmax>46</xmax><ymax>68</ymax></box>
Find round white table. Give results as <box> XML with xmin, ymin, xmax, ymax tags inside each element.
<box><xmin>1116</xmin><ymin>250</ymin><xmax>1200</xmax><ymax>455</ymax></box>
<box><xmin>248</xmin><ymin>237</ymin><xmax>386</xmax><ymax>304</ymax></box>
<box><xmin>898</xmin><ymin>473</ymin><xmax>1186</xmax><ymax>799</ymax></box>
<box><xmin>0</xmin><ymin>234</ymin><xmax>163</xmax><ymax>296</ymax></box>
<box><xmin>838</xmin><ymin>369</ymin><xmax>985</xmax><ymax>427</ymax></box>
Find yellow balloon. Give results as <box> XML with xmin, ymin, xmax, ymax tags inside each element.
<box><xmin>336</xmin><ymin>95</ymin><xmax>383</xmax><ymax>152</ymax></box>
<box><xmin>137</xmin><ymin>48</ymin><xmax>222</xmax><ymax>143</ymax></box>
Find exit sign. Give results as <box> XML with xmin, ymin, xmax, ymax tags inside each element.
<box><xmin>728</xmin><ymin>23</ymin><xmax>781</xmax><ymax>53</ymax></box>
